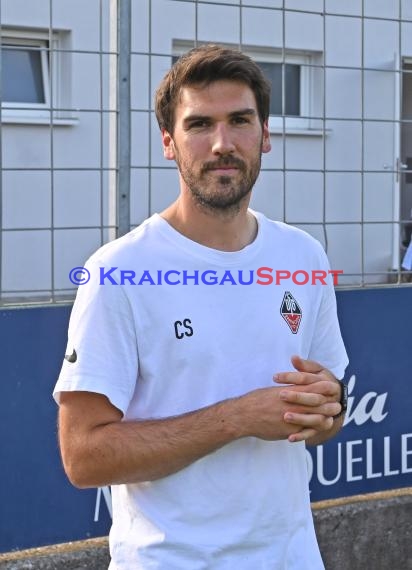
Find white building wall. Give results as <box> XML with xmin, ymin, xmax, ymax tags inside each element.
<box><xmin>130</xmin><ymin>0</ymin><xmax>408</xmax><ymax>285</ymax></box>
<box><xmin>2</xmin><ymin>0</ymin><xmax>412</xmax><ymax>299</ymax></box>
<box><xmin>1</xmin><ymin>0</ymin><xmax>112</xmax><ymax>298</ymax></box>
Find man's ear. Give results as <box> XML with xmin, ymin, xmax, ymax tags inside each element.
<box><xmin>262</xmin><ymin>121</ymin><xmax>271</xmax><ymax>154</ymax></box>
<box><xmin>162</xmin><ymin>128</ymin><xmax>176</xmax><ymax>160</ymax></box>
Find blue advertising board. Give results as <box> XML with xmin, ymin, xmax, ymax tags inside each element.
<box><xmin>0</xmin><ymin>287</ymin><xmax>411</xmax><ymax>552</ymax></box>
<box><xmin>0</xmin><ymin>306</ymin><xmax>111</xmax><ymax>552</ymax></box>
<box><xmin>307</xmin><ymin>287</ymin><xmax>412</xmax><ymax>499</ymax></box>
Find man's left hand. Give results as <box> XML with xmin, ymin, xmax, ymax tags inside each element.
<box><xmin>274</xmin><ymin>355</ymin><xmax>343</xmax><ymax>443</ymax></box>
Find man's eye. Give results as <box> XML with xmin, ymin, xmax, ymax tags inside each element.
<box><xmin>232</xmin><ymin>116</ymin><xmax>249</xmax><ymax>124</ymax></box>
<box><xmin>188</xmin><ymin>120</ymin><xmax>209</xmax><ymax>129</ymax></box>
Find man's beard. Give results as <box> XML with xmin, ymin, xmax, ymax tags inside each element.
<box><xmin>175</xmin><ymin>150</ymin><xmax>262</xmax><ymax>214</ymax></box>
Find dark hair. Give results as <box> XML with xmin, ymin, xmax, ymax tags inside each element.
<box><xmin>154</xmin><ymin>44</ymin><xmax>271</xmax><ymax>134</ymax></box>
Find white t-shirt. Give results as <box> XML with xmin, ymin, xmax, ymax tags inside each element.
<box><xmin>54</xmin><ymin>211</ymin><xmax>348</xmax><ymax>570</ymax></box>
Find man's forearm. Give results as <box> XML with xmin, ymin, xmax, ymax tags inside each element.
<box><xmin>61</xmin><ymin>397</ymin><xmax>243</xmax><ymax>488</ymax></box>
<box><xmin>59</xmin><ymin>361</ymin><xmax>343</xmax><ymax>488</ymax></box>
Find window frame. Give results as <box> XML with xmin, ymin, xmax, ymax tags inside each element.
<box><xmin>249</xmin><ymin>50</ymin><xmax>312</xmax><ymax>131</ymax></box>
<box><xmin>1</xmin><ymin>36</ymin><xmax>51</xmax><ymax>116</ymax></box>
<box><xmin>0</xmin><ymin>28</ymin><xmax>75</xmax><ymax>125</ymax></box>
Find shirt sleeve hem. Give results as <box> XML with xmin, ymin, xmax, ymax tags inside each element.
<box><xmin>53</xmin><ymin>378</ymin><xmax>130</xmax><ymax>417</ymax></box>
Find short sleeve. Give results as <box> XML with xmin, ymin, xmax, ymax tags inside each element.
<box><xmin>53</xmin><ymin>256</ymin><xmax>138</xmax><ymax>416</ymax></box>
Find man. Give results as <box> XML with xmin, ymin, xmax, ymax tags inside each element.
<box><xmin>55</xmin><ymin>45</ymin><xmax>348</xmax><ymax>569</ymax></box>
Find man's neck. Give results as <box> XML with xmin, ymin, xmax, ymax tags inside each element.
<box><xmin>160</xmin><ymin>197</ymin><xmax>258</xmax><ymax>252</ymax></box>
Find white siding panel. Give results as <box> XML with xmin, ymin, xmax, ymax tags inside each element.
<box><xmin>197</xmin><ymin>3</ymin><xmax>240</xmax><ymax>45</ymax></box>
<box><xmin>52</xmin><ymin>0</ymin><xmax>104</xmax><ymax>52</ymax></box>
<box><xmin>285</xmin><ymin>136</ymin><xmax>324</xmax><ymax>172</ymax></box>
<box><xmin>363</xmin><ymin>70</ymin><xmax>395</xmax><ymax>121</ymax></box>
<box><xmin>326</xmin><ymin>68</ymin><xmax>362</xmax><ymax>120</ymax></box>
<box><xmin>131</xmin><ymin>112</ymin><xmax>150</xmax><ymax>168</ymax></box>
<box><xmin>363</xmin><ymin>173</ymin><xmax>394</xmax><ymax>223</ymax></box>
<box><xmin>263</xmin><ymin>136</ymin><xmax>284</xmax><ymax>171</ymax></box>
<box><xmin>325</xmin><ymin>121</ymin><xmax>362</xmax><ymax>171</ymax></box>
<box><xmin>2</xmin><ymin>230</ymin><xmax>51</xmax><ymax>292</ymax></box>
<box><xmin>151</xmin><ymin>113</ymin><xmax>167</xmax><ymax>168</ymax></box>
<box><xmin>363</xmin><ymin>121</ymin><xmax>394</xmax><ymax>172</ymax></box>
<box><xmin>131</xmin><ymin>0</ymin><xmax>150</xmax><ymax>53</ymax></box>
<box><xmin>241</xmin><ymin>7</ymin><xmax>283</xmax><ymax>48</ymax></box>
<box><xmin>363</xmin><ymin>224</ymin><xmax>393</xmax><ymax>283</ymax></box>
<box><xmin>131</xmin><ymin>169</ymin><xmax>150</xmax><ymax>227</ymax></box>
<box><xmin>245</xmin><ymin>0</ymin><xmax>283</xmax><ymax>7</ymax></box>
<box><xmin>151</xmin><ymin>0</ymin><xmax>196</xmax><ymax>53</ymax></box>
<box><xmin>325</xmin><ymin>16</ymin><xmax>362</xmax><ymax>68</ymax></box>
<box><xmin>71</xmin><ymin>53</ymin><xmax>103</xmax><ymax>110</ymax></box>
<box><xmin>285</xmin><ymin>0</ymin><xmax>323</xmax><ymax>13</ymax></box>
<box><xmin>364</xmin><ymin>0</ymin><xmax>400</xmax><ymax>20</ymax></box>
<box><xmin>250</xmin><ymin>170</ymin><xmax>284</xmax><ymax>222</ymax></box>
<box><xmin>326</xmin><ymin>224</ymin><xmax>362</xmax><ymax>285</ymax></box>
<box><xmin>285</xmin><ymin>11</ymin><xmax>324</xmax><ymax>52</ymax></box>
<box><xmin>285</xmin><ymin>171</ymin><xmax>324</xmax><ymax>223</ymax></box>
<box><xmin>53</xmin><ymin>114</ymin><xmax>101</xmax><ymax>169</ymax></box>
<box><xmin>401</xmin><ymin>22</ymin><xmax>412</xmax><ymax>55</ymax></box>
<box><xmin>401</xmin><ymin>0</ymin><xmax>412</xmax><ymax>21</ymax></box>
<box><xmin>3</xmin><ymin>171</ymin><xmax>51</xmax><ymax>229</ymax></box>
<box><xmin>325</xmin><ymin>173</ymin><xmax>362</xmax><ymax>223</ymax></box>
<box><xmin>2</xmin><ymin>126</ymin><xmax>51</xmax><ymax>170</ymax></box>
<box><xmin>1</xmin><ymin>0</ymin><xmax>50</xmax><ymax>28</ymax></box>
<box><xmin>53</xmin><ymin>228</ymin><xmax>102</xmax><ymax>290</ymax></box>
<box><xmin>150</xmin><ymin>56</ymin><xmax>173</xmax><ymax>118</ymax></box>
<box><xmin>364</xmin><ymin>19</ymin><xmax>398</xmax><ymax>69</ymax></box>
<box><xmin>149</xmin><ymin>168</ymin><xmax>180</xmax><ymax>215</ymax></box>
<box><xmin>325</xmin><ymin>0</ymin><xmax>361</xmax><ymax>17</ymax></box>
<box><xmin>53</xmin><ymin>171</ymin><xmax>102</xmax><ymax>228</ymax></box>
<box><xmin>131</xmin><ymin>54</ymin><xmax>150</xmax><ymax>111</ymax></box>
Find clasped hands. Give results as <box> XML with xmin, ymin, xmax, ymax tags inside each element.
<box><xmin>274</xmin><ymin>354</ymin><xmax>342</xmax><ymax>443</ymax></box>
<box><xmin>238</xmin><ymin>354</ymin><xmax>342</xmax><ymax>444</ymax></box>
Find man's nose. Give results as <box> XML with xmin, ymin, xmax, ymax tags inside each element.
<box><xmin>211</xmin><ymin>123</ymin><xmax>236</xmax><ymax>155</ymax></box>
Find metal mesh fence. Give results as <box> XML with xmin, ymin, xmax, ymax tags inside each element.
<box><xmin>1</xmin><ymin>0</ymin><xmax>412</xmax><ymax>306</ymax></box>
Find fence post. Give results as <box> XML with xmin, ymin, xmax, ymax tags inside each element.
<box><xmin>117</xmin><ymin>0</ymin><xmax>131</xmax><ymax>237</ymax></box>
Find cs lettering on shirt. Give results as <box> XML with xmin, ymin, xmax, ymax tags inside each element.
<box><xmin>174</xmin><ymin>318</ymin><xmax>193</xmax><ymax>339</ymax></box>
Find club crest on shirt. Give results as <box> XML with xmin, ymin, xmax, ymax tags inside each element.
<box><xmin>280</xmin><ymin>291</ymin><xmax>302</xmax><ymax>334</ymax></box>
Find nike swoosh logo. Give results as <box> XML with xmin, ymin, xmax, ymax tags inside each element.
<box><xmin>64</xmin><ymin>349</ymin><xmax>77</xmax><ymax>363</ymax></box>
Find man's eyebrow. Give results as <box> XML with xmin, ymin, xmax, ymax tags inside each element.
<box><xmin>183</xmin><ymin>108</ymin><xmax>257</xmax><ymax>125</ymax></box>
<box><xmin>229</xmin><ymin>108</ymin><xmax>257</xmax><ymax>117</ymax></box>
<box><xmin>183</xmin><ymin>114</ymin><xmax>210</xmax><ymax>125</ymax></box>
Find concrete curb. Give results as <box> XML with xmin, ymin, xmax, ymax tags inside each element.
<box><xmin>1</xmin><ymin>489</ymin><xmax>411</xmax><ymax>569</ymax></box>
<box><xmin>0</xmin><ymin>539</ymin><xmax>110</xmax><ymax>570</ymax></box>
<box><xmin>313</xmin><ymin>490</ymin><xmax>412</xmax><ymax>570</ymax></box>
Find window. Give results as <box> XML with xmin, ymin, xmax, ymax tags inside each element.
<box><xmin>2</xmin><ymin>38</ymin><xmax>50</xmax><ymax>109</ymax></box>
<box><xmin>172</xmin><ymin>41</ymin><xmax>322</xmax><ymax>133</ymax></box>
<box><xmin>251</xmin><ymin>51</ymin><xmax>318</xmax><ymax>131</ymax></box>
<box><xmin>256</xmin><ymin>62</ymin><xmax>301</xmax><ymax>116</ymax></box>
<box><xmin>1</xmin><ymin>28</ymin><xmax>74</xmax><ymax>124</ymax></box>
